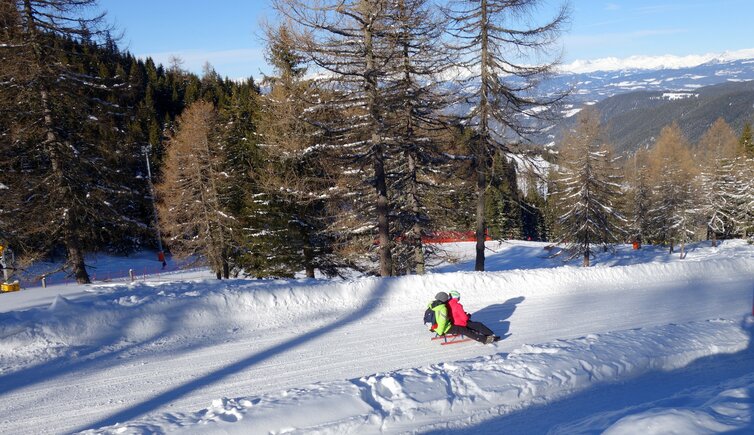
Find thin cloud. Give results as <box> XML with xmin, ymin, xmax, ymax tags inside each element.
<box><xmin>634</xmin><ymin>2</ymin><xmax>706</xmax><ymax>15</ymax></box>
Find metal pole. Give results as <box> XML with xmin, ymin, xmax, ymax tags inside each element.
<box><xmin>143</xmin><ymin>146</ymin><xmax>165</xmax><ymax>263</ymax></box>
<box><xmin>0</xmin><ymin>245</ymin><xmax>13</xmax><ymax>283</ymax></box>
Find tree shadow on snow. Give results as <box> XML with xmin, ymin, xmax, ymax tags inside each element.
<box><xmin>471</xmin><ymin>296</ymin><xmax>525</xmax><ymax>339</ymax></box>
<box><xmin>433</xmin><ymin>245</ymin><xmax>558</xmax><ymax>273</ymax></box>
<box><xmin>423</xmin><ymin>315</ymin><xmax>754</xmax><ymax>435</ymax></box>
<box><xmin>70</xmin><ymin>278</ymin><xmax>394</xmax><ymax>433</ymax></box>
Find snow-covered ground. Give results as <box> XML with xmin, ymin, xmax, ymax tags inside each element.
<box><xmin>1</xmin><ymin>240</ymin><xmax>753</xmax><ymax>434</ymax></box>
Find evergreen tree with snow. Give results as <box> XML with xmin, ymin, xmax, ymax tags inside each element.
<box><xmin>624</xmin><ymin>149</ymin><xmax>653</xmax><ymax>247</ymax></box>
<box><xmin>250</xmin><ymin>23</ymin><xmax>338</xmax><ymax>278</ymax></box>
<box><xmin>485</xmin><ymin>152</ymin><xmax>523</xmax><ymax>240</ymax></box>
<box><xmin>740</xmin><ymin>122</ymin><xmax>753</xmax><ymax>158</ymax></box>
<box><xmin>552</xmin><ymin>109</ymin><xmax>625</xmax><ymax>267</ymax></box>
<box><xmin>0</xmin><ymin>0</ymin><xmax>141</xmax><ymax>283</ymax></box>
<box><xmin>732</xmin><ymin>156</ymin><xmax>754</xmax><ymax>241</ymax></box>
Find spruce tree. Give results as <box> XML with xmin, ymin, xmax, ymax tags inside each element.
<box><xmin>0</xmin><ymin>0</ymin><xmax>139</xmax><ymax>283</ymax></box>
<box><xmin>730</xmin><ymin>154</ymin><xmax>754</xmax><ymax>241</ymax></box>
<box><xmin>485</xmin><ymin>152</ymin><xmax>522</xmax><ymax>240</ymax></box>
<box><xmin>740</xmin><ymin>122</ymin><xmax>753</xmax><ymax>158</ymax></box>
<box><xmin>624</xmin><ymin>150</ymin><xmax>652</xmax><ymax>247</ymax></box>
<box><xmin>251</xmin><ymin>23</ymin><xmax>336</xmax><ymax>278</ymax></box>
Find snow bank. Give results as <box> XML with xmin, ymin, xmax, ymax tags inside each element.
<box><xmin>92</xmin><ymin>319</ymin><xmax>751</xmax><ymax>434</ymax></box>
<box><xmin>2</xmin><ymin>244</ymin><xmax>752</xmax><ymax>375</ymax></box>
<box><xmin>2</xmin><ymin>241</ymin><xmax>753</xmax><ymax>434</ymax></box>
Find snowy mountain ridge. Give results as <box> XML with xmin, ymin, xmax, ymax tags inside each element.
<box><xmin>549</xmin><ymin>54</ymin><xmax>754</xmax><ymax>107</ymax></box>
<box><xmin>559</xmin><ymin>48</ymin><xmax>754</xmax><ymax>74</ymax></box>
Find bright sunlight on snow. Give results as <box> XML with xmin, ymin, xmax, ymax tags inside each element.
<box><xmin>1</xmin><ymin>240</ymin><xmax>753</xmax><ymax>434</ymax></box>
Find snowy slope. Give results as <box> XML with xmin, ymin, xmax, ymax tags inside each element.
<box><xmin>0</xmin><ymin>241</ymin><xmax>753</xmax><ymax>434</ymax></box>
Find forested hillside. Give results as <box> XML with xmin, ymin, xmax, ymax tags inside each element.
<box><xmin>1</xmin><ymin>0</ymin><xmax>753</xmax><ymax>285</ymax></box>
<box><xmin>557</xmin><ymin>80</ymin><xmax>754</xmax><ymax>154</ymax></box>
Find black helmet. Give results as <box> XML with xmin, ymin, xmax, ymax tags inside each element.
<box><xmin>435</xmin><ymin>292</ymin><xmax>449</xmax><ymax>302</ymax></box>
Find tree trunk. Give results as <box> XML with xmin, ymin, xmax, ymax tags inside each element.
<box><xmin>374</xmin><ymin>137</ymin><xmax>392</xmax><ymax>277</ymax></box>
<box><xmin>304</xmin><ymin>252</ymin><xmax>315</xmax><ymax>279</ymax></box>
<box><xmin>475</xmin><ymin>156</ymin><xmax>487</xmax><ymax>272</ymax></box>
<box><xmin>475</xmin><ymin>0</ymin><xmax>490</xmax><ymax>272</ymax></box>
<box><xmin>583</xmin><ymin>252</ymin><xmax>590</xmax><ymax>267</ymax></box>
<box><xmin>364</xmin><ymin>18</ymin><xmax>392</xmax><ymax>277</ymax></box>
<box><xmin>67</xmin><ymin>242</ymin><xmax>90</xmax><ymax>284</ymax></box>
<box><xmin>302</xmin><ymin>231</ymin><xmax>315</xmax><ymax>279</ymax></box>
<box><xmin>407</xmin><ymin>152</ymin><xmax>425</xmax><ymax>275</ymax></box>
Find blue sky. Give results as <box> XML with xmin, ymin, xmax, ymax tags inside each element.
<box><xmin>99</xmin><ymin>0</ymin><xmax>754</xmax><ymax>79</ymax></box>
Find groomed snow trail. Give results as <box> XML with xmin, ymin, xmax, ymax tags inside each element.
<box><xmin>0</xmin><ymin>241</ymin><xmax>752</xmax><ymax>434</ymax></box>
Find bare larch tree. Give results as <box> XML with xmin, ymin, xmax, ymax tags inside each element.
<box><xmin>156</xmin><ymin>100</ymin><xmax>237</xmax><ymax>279</ymax></box>
<box><xmin>445</xmin><ymin>0</ymin><xmax>569</xmax><ymax>271</ymax></box>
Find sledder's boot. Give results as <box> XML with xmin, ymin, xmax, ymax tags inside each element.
<box><xmin>484</xmin><ymin>335</ymin><xmax>495</xmax><ymax>344</ymax></box>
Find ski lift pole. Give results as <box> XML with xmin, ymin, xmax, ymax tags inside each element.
<box><xmin>0</xmin><ymin>244</ymin><xmax>20</xmax><ymax>292</ymax></box>
<box><xmin>0</xmin><ymin>244</ymin><xmax>10</xmax><ymax>282</ymax></box>
<box><xmin>143</xmin><ymin>145</ymin><xmax>166</xmax><ymax>267</ymax></box>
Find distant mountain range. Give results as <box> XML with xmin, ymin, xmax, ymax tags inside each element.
<box><xmin>537</xmin><ymin>56</ymin><xmax>754</xmax><ymax>153</ymax></box>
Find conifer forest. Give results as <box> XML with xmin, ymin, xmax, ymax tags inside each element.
<box><xmin>1</xmin><ymin>0</ymin><xmax>753</xmax><ymax>283</ymax></box>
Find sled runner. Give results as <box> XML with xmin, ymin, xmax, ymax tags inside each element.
<box><xmin>431</xmin><ymin>333</ymin><xmax>472</xmax><ymax>345</ymax></box>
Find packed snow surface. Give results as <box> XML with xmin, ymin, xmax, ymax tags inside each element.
<box><xmin>1</xmin><ymin>240</ymin><xmax>753</xmax><ymax>434</ymax></box>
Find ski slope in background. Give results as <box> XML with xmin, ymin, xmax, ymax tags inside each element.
<box><xmin>1</xmin><ymin>241</ymin><xmax>753</xmax><ymax>434</ymax></box>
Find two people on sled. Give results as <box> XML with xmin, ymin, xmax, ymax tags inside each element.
<box><xmin>427</xmin><ymin>291</ymin><xmax>500</xmax><ymax>344</ymax></box>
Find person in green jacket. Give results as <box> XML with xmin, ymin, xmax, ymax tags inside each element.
<box><xmin>428</xmin><ymin>292</ymin><xmax>452</xmax><ymax>336</ymax></box>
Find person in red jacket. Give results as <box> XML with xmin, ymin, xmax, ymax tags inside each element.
<box><xmin>447</xmin><ymin>291</ymin><xmax>499</xmax><ymax>344</ymax></box>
